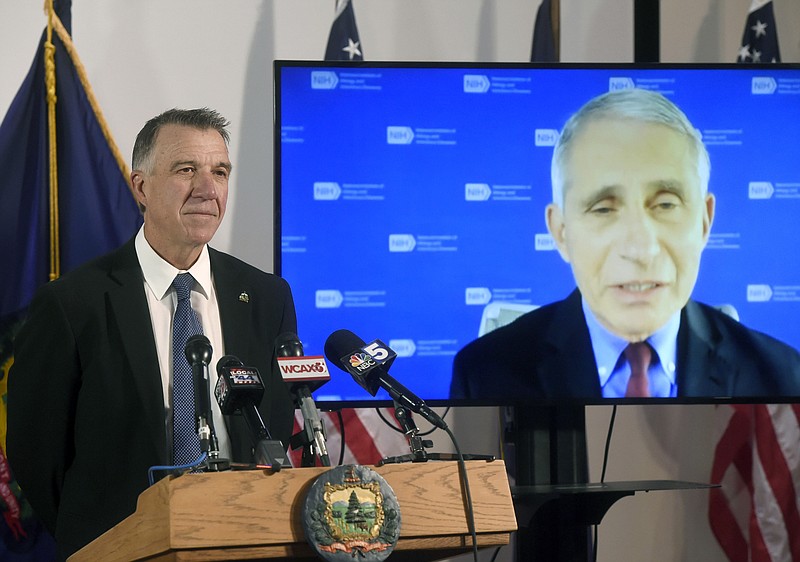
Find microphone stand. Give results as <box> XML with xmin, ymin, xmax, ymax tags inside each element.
<box><xmin>289</xmin><ymin>408</ymin><xmax>331</xmax><ymax>467</ymax></box>
<box><xmin>377</xmin><ymin>401</ymin><xmax>496</xmax><ymax>466</ymax></box>
<box><xmin>203</xmin><ymin>425</ymin><xmax>230</xmax><ymax>472</ymax></box>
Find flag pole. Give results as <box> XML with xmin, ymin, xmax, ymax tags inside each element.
<box><xmin>45</xmin><ymin>0</ymin><xmax>60</xmax><ymax>281</ymax></box>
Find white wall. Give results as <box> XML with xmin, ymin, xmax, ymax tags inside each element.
<box><xmin>2</xmin><ymin>1</ymin><xmax>797</xmax><ymax>561</ymax></box>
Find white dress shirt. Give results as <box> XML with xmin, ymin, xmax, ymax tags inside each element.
<box><xmin>135</xmin><ymin>227</ymin><xmax>232</xmax><ymax>460</ymax></box>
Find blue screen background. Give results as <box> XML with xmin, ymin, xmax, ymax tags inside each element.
<box><xmin>276</xmin><ymin>63</ymin><xmax>800</xmax><ymax>403</ymax></box>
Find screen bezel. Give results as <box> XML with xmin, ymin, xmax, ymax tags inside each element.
<box><xmin>273</xmin><ymin>59</ymin><xmax>800</xmax><ymax>409</ymax></box>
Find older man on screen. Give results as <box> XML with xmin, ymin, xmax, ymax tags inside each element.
<box><xmin>451</xmin><ymin>88</ymin><xmax>800</xmax><ymax>400</ymax></box>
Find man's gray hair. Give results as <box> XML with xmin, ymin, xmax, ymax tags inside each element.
<box><xmin>132</xmin><ymin>107</ymin><xmax>231</xmax><ymax>174</ymax></box>
<box><xmin>550</xmin><ymin>88</ymin><xmax>710</xmax><ymax>208</ymax></box>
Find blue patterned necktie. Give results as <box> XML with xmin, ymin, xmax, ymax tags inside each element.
<box><xmin>172</xmin><ymin>273</ymin><xmax>203</xmax><ymax>465</ymax></box>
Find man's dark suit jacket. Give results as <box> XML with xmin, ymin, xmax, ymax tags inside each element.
<box><xmin>450</xmin><ymin>290</ymin><xmax>800</xmax><ymax>400</ymax></box>
<box><xmin>7</xmin><ymin>238</ymin><xmax>297</xmax><ymax>559</ymax></box>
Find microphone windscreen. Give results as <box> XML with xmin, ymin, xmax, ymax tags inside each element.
<box><xmin>216</xmin><ymin>354</ymin><xmax>243</xmax><ymax>374</ymax></box>
<box><xmin>324</xmin><ymin>329</ymin><xmax>366</xmax><ymax>371</ymax></box>
<box><xmin>185</xmin><ymin>334</ymin><xmax>212</xmax><ymax>364</ymax></box>
<box><xmin>274</xmin><ymin>332</ymin><xmax>304</xmax><ymax>357</ymax></box>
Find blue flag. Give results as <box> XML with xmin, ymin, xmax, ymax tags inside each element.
<box><xmin>0</xmin><ymin>1</ymin><xmax>141</xmax><ymax>558</ymax></box>
<box><xmin>324</xmin><ymin>0</ymin><xmax>364</xmax><ymax>61</ymax></box>
<box><xmin>737</xmin><ymin>0</ymin><xmax>781</xmax><ymax>63</ymax></box>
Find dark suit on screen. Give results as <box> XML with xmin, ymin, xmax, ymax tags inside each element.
<box><xmin>450</xmin><ymin>290</ymin><xmax>800</xmax><ymax>400</ymax></box>
<box><xmin>7</xmin><ymin>238</ymin><xmax>296</xmax><ymax>559</ymax></box>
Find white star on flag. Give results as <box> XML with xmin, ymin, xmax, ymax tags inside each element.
<box><xmin>342</xmin><ymin>38</ymin><xmax>362</xmax><ymax>60</ymax></box>
<box><xmin>751</xmin><ymin>19</ymin><xmax>768</xmax><ymax>37</ymax></box>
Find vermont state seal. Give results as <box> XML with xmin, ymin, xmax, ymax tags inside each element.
<box><xmin>303</xmin><ymin>465</ymin><xmax>401</xmax><ymax>561</ymax></box>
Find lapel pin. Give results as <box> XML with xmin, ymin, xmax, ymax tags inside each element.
<box><xmin>239</xmin><ymin>291</ymin><xmax>250</xmax><ymax>303</ymax></box>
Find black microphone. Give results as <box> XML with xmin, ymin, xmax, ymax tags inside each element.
<box><xmin>214</xmin><ymin>355</ymin><xmax>289</xmax><ymax>470</ymax></box>
<box><xmin>275</xmin><ymin>332</ymin><xmax>331</xmax><ymax>467</ymax></box>
<box><xmin>324</xmin><ymin>329</ymin><xmax>447</xmax><ymax>430</ymax></box>
<box><xmin>184</xmin><ymin>335</ymin><xmax>214</xmax><ymax>454</ymax></box>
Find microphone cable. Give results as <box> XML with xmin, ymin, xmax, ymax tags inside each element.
<box><xmin>147</xmin><ymin>451</ymin><xmax>208</xmax><ymax>486</ymax></box>
<box><xmin>375</xmin><ymin>405</ymin><xmax>450</xmax><ymax>436</ymax></box>
<box><xmin>592</xmin><ymin>405</ymin><xmax>618</xmax><ymax>562</ymax></box>
<box><xmin>443</xmin><ymin>425</ymin><xmax>480</xmax><ymax>562</ymax></box>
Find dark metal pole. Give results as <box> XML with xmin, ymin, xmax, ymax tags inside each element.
<box><xmin>634</xmin><ymin>0</ymin><xmax>660</xmax><ymax>62</ymax></box>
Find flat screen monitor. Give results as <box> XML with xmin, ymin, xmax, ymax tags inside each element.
<box><xmin>274</xmin><ymin>61</ymin><xmax>800</xmax><ymax>405</ymax></box>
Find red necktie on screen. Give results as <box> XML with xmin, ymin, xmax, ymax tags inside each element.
<box><xmin>624</xmin><ymin>342</ymin><xmax>652</xmax><ymax>397</ymax></box>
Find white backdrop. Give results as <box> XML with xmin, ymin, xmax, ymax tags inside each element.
<box><xmin>2</xmin><ymin>1</ymin><xmax>798</xmax><ymax>560</ymax></box>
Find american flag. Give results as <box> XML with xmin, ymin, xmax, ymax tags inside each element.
<box><xmin>709</xmin><ymin>405</ymin><xmax>800</xmax><ymax>561</ymax></box>
<box><xmin>707</xmin><ymin>5</ymin><xmax>799</xmax><ymax>560</ymax></box>
<box><xmin>737</xmin><ymin>0</ymin><xmax>781</xmax><ymax>63</ymax></box>
<box><xmin>324</xmin><ymin>0</ymin><xmax>363</xmax><ymax>61</ymax></box>
<box><xmin>289</xmin><ymin>408</ymin><xmax>411</xmax><ymax>467</ymax></box>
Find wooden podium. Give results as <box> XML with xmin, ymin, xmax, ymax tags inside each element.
<box><xmin>69</xmin><ymin>460</ymin><xmax>516</xmax><ymax>561</ymax></box>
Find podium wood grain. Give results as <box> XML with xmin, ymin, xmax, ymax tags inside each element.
<box><xmin>69</xmin><ymin>460</ymin><xmax>516</xmax><ymax>561</ymax></box>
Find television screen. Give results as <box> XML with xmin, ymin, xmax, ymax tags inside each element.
<box><xmin>274</xmin><ymin>61</ymin><xmax>800</xmax><ymax>405</ymax></box>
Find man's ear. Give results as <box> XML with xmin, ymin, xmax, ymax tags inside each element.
<box><xmin>545</xmin><ymin>203</ymin><xmax>571</xmax><ymax>263</ymax></box>
<box><xmin>702</xmin><ymin>192</ymin><xmax>716</xmax><ymax>246</ymax></box>
<box><xmin>130</xmin><ymin>171</ymin><xmax>147</xmax><ymax>209</ymax></box>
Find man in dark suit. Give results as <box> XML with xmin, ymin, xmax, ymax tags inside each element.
<box><xmin>7</xmin><ymin>108</ymin><xmax>297</xmax><ymax>559</ymax></box>
<box><xmin>451</xmin><ymin>89</ymin><xmax>800</xmax><ymax>400</ymax></box>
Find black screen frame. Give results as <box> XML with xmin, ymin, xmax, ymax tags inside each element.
<box><xmin>273</xmin><ymin>59</ymin><xmax>800</xmax><ymax>409</ymax></box>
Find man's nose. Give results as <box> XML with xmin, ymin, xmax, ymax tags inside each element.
<box><xmin>191</xmin><ymin>170</ymin><xmax>218</xmax><ymax>199</ymax></box>
<box><xmin>617</xmin><ymin>210</ymin><xmax>660</xmax><ymax>264</ymax></box>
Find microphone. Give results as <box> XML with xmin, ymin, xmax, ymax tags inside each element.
<box><xmin>214</xmin><ymin>355</ymin><xmax>289</xmax><ymax>470</ymax></box>
<box><xmin>324</xmin><ymin>329</ymin><xmax>447</xmax><ymax>430</ymax></box>
<box><xmin>275</xmin><ymin>332</ymin><xmax>331</xmax><ymax>467</ymax></box>
<box><xmin>184</xmin><ymin>334</ymin><xmax>214</xmax><ymax>454</ymax></box>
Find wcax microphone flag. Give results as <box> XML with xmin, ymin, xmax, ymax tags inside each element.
<box><xmin>277</xmin><ymin>356</ymin><xmax>331</xmax><ymax>388</ymax></box>
<box><xmin>275</xmin><ymin>332</ymin><xmax>331</xmax><ymax>467</ymax></box>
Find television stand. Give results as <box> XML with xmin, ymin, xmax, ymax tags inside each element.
<box><xmin>510</xmin><ymin>405</ymin><xmax>716</xmax><ymax>561</ymax></box>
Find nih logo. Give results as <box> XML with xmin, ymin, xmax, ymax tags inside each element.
<box><xmin>751</xmin><ymin>77</ymin><xmax>777</xmax><ymax>95</ymax></box>
<box><xmin>311</xmin><ymin>71</ymin><xmax>339</xmax><ymax>90</ymax></box>
<box><xmin>313</xmin><ymin>182</ymin><xmax>342</xmax><ymax>201</ymax></box>
<box><xmin>463</xmin><ymin>74</ymin><xmax>490</xmax><ymax>93</ymax></box>
<box><xmin>389</xmin><ymin>234</ymin><xmax>416</xmax><ymax>252</ymax></box>
<box><xmin>747</xmin><ymin>284</ymin><xmax>773</xmax><ymax>302</ymax></box>
<box><xmin>535</xmin><ymin>129</ymin><xmax>559</xmax><ymax>147</ymax></box>
<box><xmin>535</xmin><ymin>233</ymin><xmax>556</xmax><ymax>251</ymax></box>
<box><xmin>748</xmin><ymin>182</ymin><xmax>774</xmax><ymax>199</ymax></box>
<box><xmin>465</xmin><ymin>287</ymin><xmax>492</xmax><ymax>305</ymax></box>
<box><xmin>389</xmin><ymin>339</ymin><xmax>417</xmax><ymax>357</ymax></box>
<box><xmin>315</xmin><ymin>290</ymin><xmax>343</xmax><ymax>309</ymax></box>
<box><xmin>387</xmin><ymin>126</ymin><xmax>414</xmax><ymax>144</ymax></box>
<box><xmin>465</xmin><ymin>183</ymin><xmax>492</xmax><ymax>201</ymax></box>
<box><xmin>609</xmin><ymin>77</ymin><xmax>635</xmax><ymax>91</ymax></box>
